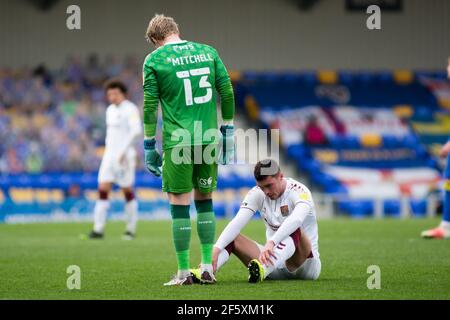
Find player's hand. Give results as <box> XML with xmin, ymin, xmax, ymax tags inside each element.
<box><xmin>259</xmin><ymin>240</ymin><xmax>277</xmax><ymax>266</ymax></box>
<box><xmin>144</xmin><ymin>138</ymin><xmax>162</xmax><ymax>177</ymax></box>
<box><xmin>212</xmin><ymin>246</ymin><xmax>221</xmax><ymax>273</ymax></box>
<box><xmin>218</xmin><ymin>125</ymin><xmax>235</xmax><ymax>165</ymax></box>
<box><xmin>439</xmin><ymin>141</ymin><xmax>450</xmax><ymax>158</ymax></box>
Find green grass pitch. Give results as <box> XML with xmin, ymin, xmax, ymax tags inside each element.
<box><xmin>0</xmin><ymin>218</ymin><xmax>449</xmax><ymax>300</ymax></box>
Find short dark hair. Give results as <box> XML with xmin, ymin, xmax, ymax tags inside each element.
<box><xmin>254</xmin><ymin>159</ymin><xmax>280</xmax><ymax>181</ymax></box>
<box><xmin>104</xmin><ymin>79</ymin><xmax>127</xmax><ymax>94</ymax></box>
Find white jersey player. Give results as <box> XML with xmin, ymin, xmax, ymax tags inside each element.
<box><xmin>192</xmin><ymin>159</ymin><xmax>321</xmax><ymax>283</ymax></box>
<box><xmin>88</xmin><ymin>80</ymin><xmax>142</xmax><ymax>240</ymax></box>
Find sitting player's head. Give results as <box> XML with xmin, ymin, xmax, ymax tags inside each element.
<box><xmin>254</xmin><ymin>159</ymin><xmax>285</xmax><ymax>200</ymax></box>
<box><xmin>146</xmin><ymin>14</ymin><xmax>180</xmax><ymax>48</ymax></box>
<box><xmin>104</xmin><ymin>79</ymin><xmax>127</xmax><ymax>106</ymax></box>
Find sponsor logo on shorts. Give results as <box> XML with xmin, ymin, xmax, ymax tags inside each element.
<box><xmin>199</xmin><ymin>177</ymin><xmax>213</xmax><ymax>186</ymax></box>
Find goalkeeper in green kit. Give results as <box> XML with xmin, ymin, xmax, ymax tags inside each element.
<box><xmin>142</xmin><ymin>14</ymin><xmax>235</xmax><ymax>286</ymax></box>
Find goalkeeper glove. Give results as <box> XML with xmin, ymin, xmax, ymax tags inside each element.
<box><xmin>144</xmin><ymin>138</ymin><xmax>162</xmax><ymax>177</ymax></box>
<box><xmin>219</xmin><ymin>125</ymin><xmax>235</xmax><ymax>165</ymax></box>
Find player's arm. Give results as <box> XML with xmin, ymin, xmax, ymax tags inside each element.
<box><xmin>259</xmin><ymin>200</ymin><xmax>312</xmax><ymax>266</ymax></box>
<box><xmin>215</xmin><ymin>207</ymin><xmax>254</xmax><ymax>251</ymax></box>
<box><xmin>214</xmin><ymin>49</ymin><xmax>235</xmax><ymax>164</ymax></box>
<box><xmin>213</xmin><ymin>188</ymin><xmax>263</xmax><ymax>271</ymax></box>
<box><xmin>212</xmin><ymin>207</ymin><xmax>253</xmax><ymax>272</ymax></box>
<box><xmin>214</xmin><ymin>50</ymin><xmax>235</xmax><ymax>125</ymax></box>
<box><xmin>117</xmin><ymin>105</ymin><xmax>142</xmax><ymax>163</ymax></box>
<box><xmin>143</xmin><ymin>58</ymin><xmax>159</xmax><ymax>140</ymax></box>
<box><xmin>268</xmin><ymin>202</ymin><xmax>312</xmax><ymax>246</ymax></box>
<box><xmin>142</xmin><ymin>57</ymin><xmax>162</xmax><ymax>176</ymax></box>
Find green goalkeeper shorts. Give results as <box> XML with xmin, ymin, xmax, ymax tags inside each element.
<box><xmin>162</xmin><ymin>145</ymin><xmax>218</xmax><ymax>194</ymax></box>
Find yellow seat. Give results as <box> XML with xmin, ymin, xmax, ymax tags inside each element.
<box><xmin>360</xmin><ymin>133</ymin><xmax>382</xmax><ymax>148</ymax></box>
<box><xmin>35</xmin><ymin>189</ymin><xmax>51</xmax><ymax>203</ymax></box>
<box><xmin>51</xmin><ymin>189</ymin><xmax>64</xmax><ymax>202</ymax></box>
<box><xmin>393</xmin><ymin>70</ymin><xmax>413</xmax><ymax>84</ymax></box>
<box><xmin>136</xmin><ymin>188</ymin><xmax>159</xmax><ymax>201</ymax></box>
<box><xmin>96</xmin><ymin>146</ymin><xmax>105</xmax><ymax>158</ymax></box>
<box><xmin>438</xmin><ymin>98</ymin><xmax>450</xmax><ymax>110</ymax></box>
<box><xmin>393</xmin><ymin>105</ymin><xmax>413</xmax><ymax>119</ymax></box>
<box><xmin>313</xmin><ymin>149</ymin><xmax>338</xmax><ymax>164</ymax></box>
<box><xmin>318</xmin><ymin>70</ymin><xmax>337</xmax><ymax>85</ymax></box>
<box><xmin>228</xmin><ymin>70</ymin><xmax>242</xmax><ymax>82</ymax></box>
<box><xmin>245</xmin><ymin>95</ymin><xmax>260</xmax><ymax>122</ymax></box>
<box><xmin>10</xmin><ymin>188</ymin><xmax>34</xmax><ymax>203</ymax></box>
<box><xmin>84</xmin><ymin>190</ymin><xmax>98</xmax><ymax>201</ymax></box>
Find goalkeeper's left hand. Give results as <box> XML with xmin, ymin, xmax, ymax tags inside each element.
<box><xmin>218</xmin><ymin>125</ymin><xmax>235</xmax><ymax>165</ymax></box>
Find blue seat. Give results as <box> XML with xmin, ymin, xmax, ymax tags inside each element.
<box><xmin>329</xmin><ymin>135</ymin><xmax>346</xmax><ymax>149</ymax></box>
<box><xmin>345</xmin><ymin>135</ymin><xmax>360</xmax><ymax>149</ymax></box>
<box><xmin>299</xmin><ymin>72</ymin><xmax>317</xmax><ymax>85</ymax></box>
<box><xmin>338</xmin><ymin>71</ymin><xmax>354</xmax><ymax>85</ymax></box>
<box><xmin>377</xmin><ymin>72</ymin><xmax>394</xmax><ymax>85</ymax></box>
<box><xmin>287</xmin><ymin>144</ymin><xmax>307</xmax><ymax>160</ymax></box>
<box><xmin>384</xmin><ymin>200</ymin><xmax>401</xmax><ymax>217</ymax></box>
<box><xmin>213</xmin><ymin>202</ymin><xmax>226</xmax><ymax>218</ymax></box>
<box><xmin>410</xmin><ymin>199</ymin><xmax>427</xmax><ymax>217</ymax></box>
<box><xmin>339</xmin><ymin>200</ymin><xmax>373</xmax><ymax>218</ymax></box>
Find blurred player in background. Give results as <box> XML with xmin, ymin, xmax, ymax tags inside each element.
<box><xmin>192</xmin><ymin>159</ymin><xmax>321</xmax><ymax>283</ymax></box>
<box><xmin>142</xmin><ymin>14</ymin><xmax>235</xmax><ymax>285</ymax></box>
<box><xmin>88</xmin><ymin>80</ymin><xmax>142</xmax><ymax>240</ymax></box>
<box><xmin>421</xmin><ymin>57</ymin><xmax>450</xmax><ymax>239</ymax></box>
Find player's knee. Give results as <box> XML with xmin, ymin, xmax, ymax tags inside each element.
<box><xmin>123</xmin><ymin>190</ymin><xmax>135</xmax><ymax>202</ymax></box>
<box><xmin>289</xmin><ymin>228</ymin><xmax>301</xmax><ymax>247</ymax></box>
<box><xmin>225</xmin><ymin>241</ymin><xmax>235</xmax><ymax>255</ymax></box>
<box><xmin>300</xmin><ymin>259</ymin><xmax>321</xmax><ymax>281</ymax></box>
<box><xmin>234</xmin><ymin>234</ymin><xmax>246</xmax><ymax>247</ymax></box>
<box><xmin>98</xmin><ymin>189</ymin><xmax>109</xmax><ymax>200</ymax></box>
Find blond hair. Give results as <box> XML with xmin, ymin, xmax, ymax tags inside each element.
<box><xmin>146</xmin><ymin>14</ymin><xmax>179</xmax><ymax>44</ymax></box>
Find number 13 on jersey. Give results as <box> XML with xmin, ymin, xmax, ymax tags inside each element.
<box><xmin>176</xmin><ymin>67</ymin><xmax>212</xmax><ymax>106</ymax></box>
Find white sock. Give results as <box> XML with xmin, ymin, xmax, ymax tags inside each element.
<box><xmin>216</xmin><ymin>249</ymin><xmax>230</xmax><ymax>272</ymax></box>
<box><xmin>201</xmin><ymin>263</ymin><xmax>214</xmax><ymax>275</ymax></box>
<box><xmin>93</xmin><ymin>200</ymin><xmax>110</xmax><ymax>233</ymax></box>
<box><xmin>178</xmin><ymin>269</ymin><xmax>190</xmax><ymax>279</ymax></box>
<box><xmin>125</xmin><ymin>199</ymin><xmax>138</xmax><ymax>234</ymax></box>
<box><xmin>440</xmin><ymin>220</ymin><xmax>450</xmax><ymax>230</ymax></box>
<box><xmin>262</xmin><ymin>236</ymin><xmax>296</xmax><ymax>278</ymax></box>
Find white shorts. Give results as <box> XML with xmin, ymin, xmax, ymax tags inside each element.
<box><xmin>255</xmin><ymin>241</ymin><xmax>321</xmax><ymax>281</ymax></box>
<box><xmin>267</xmin><ymin>256</ymin><xmax>321</xmax><ymax>281</ymax></box>
<box><xmin>98</xmin><ymin>156</ymin><xmax>136</xmax><ymax>188</ymax></box>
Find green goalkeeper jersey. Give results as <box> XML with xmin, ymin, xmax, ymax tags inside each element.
<box><xmin>143</xmin><ymin>40</ymin><xmax>235</xmax><ymax>151</ymax></box>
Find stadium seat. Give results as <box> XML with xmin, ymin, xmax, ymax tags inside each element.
<box><xmin>317</xmin><ymin>70</ymin><xmax>338</xmax><ymax>85</ymax></box>
<box><xmin>393</xmin><ymin>70</ymin><xmax>414</xmax><ymax>85</ymax></box>
<box><xmin>383</xmin><ymin>200</ymin><xmax>401</xmax><ymax>217</ymax></box>
<box><xmin>360</xmin><ymin>133</ymin><xmax>382</xmax><ymax>148</ymax></box>
<box><xmin>410</xmin><ymin>199</ymin><xmax>427</xmax><ymax>217</ymax></box>
<box><xmin>339</xmin><ymin>200</ymin><xmax>374</xmax><ymax>218</ymax></box>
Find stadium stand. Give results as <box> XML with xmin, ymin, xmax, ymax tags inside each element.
<box><xmin>0</xmin><ymin>57</ymin><xmax>448</xmax><ymax>221</ymax></box>
<box><xmin>235</xmin><ymin>70</ymin><xmax>447</xmax><ymax>217</ymax></box>
<box><xmin>0</xmin><ymin>56</ymin><xmax>254</xmax><ymax>222</ymax></box>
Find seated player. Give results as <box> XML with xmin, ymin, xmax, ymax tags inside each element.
<box><xmin>192</xmin><ymin>159</ymin><xmax>321</xmax><ymax>283</ymax></box>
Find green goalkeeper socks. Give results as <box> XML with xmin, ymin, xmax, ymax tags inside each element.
<box><xmin>195</xmin><ymin>199</ymin><xmax>216</xmax><ymax>264</ymax></box>
<box><xmin>170</xmin><ymin>205</ymin><xmax>191</xmax><ymax>271</ymax></box>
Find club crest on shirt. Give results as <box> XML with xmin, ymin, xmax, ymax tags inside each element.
<box><xmin>280</xmin><ymin>205</ymin><xmax>289</xmax><ymax>216</ymax></box>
